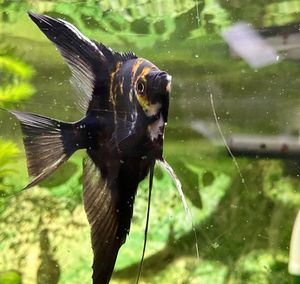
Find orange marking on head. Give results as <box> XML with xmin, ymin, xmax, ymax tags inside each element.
<box><xmin>139</xmin><ymin>66</ymin><xmax>153</xmax><ymax>78</ymax></box>
<box><xmin>109</xmin><ymin>62</ymin><xmax>122</xmax><ymax>106</ymax></box>
<box><xmin>131</xmin><ymin>59</ymin><xmax>143</xmax><ymax>83</ymax></box>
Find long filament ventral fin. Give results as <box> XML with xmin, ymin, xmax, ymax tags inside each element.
<box><xmin>135</xmin><ymin>160</ymin><xmax>155</xmax><ymax>284</ymax></box>
<box><xmin>158</xmin><ymin>159</ymin><xmax>200</xmax><ymax>259</ymax></box>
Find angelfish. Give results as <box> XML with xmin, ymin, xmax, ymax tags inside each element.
<box><xmin>10</xmin><ymin>12</ymin><xmax>172</xmax><ymax>283</ymax></box>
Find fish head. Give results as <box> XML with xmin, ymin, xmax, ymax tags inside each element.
<box><xmin>128</xmin><ymin>59</ymin><xmax>171</xmax><ymax>158</ymax></box>
<box><xmin>115</xmin><ymin>58</ymin><xmax>171</xmax><ymax>157</ymax></box>
<box><xmin>130</xmin><ymin>59</ymin><xmax>171</xmax><ymax>122</ymax></box>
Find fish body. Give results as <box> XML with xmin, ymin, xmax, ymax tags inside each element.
<box><xmin>11</xmin><ymin>12</ymin><xmax>172</xmax><ymax>284</ymax></box>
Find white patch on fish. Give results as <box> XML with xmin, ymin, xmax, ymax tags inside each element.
<box><xmin>144</xmin><ymin>102</ymin><xmax>162</xmax><ymax>117</ymax></box>
<box><xmin>166</xmin><ymin>75</ymin><xmax>172</xmax><ymax>92</ymax></box>
<box><xmin>148</xmin><ymin>114</ymin><xmax>165</xmax><ymax>141</ymax></box>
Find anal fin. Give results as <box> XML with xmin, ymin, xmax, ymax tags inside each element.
<box><xmin>83</xmin><ymin>157</ymin><xmax>122</xmax><ymax>284</ymax></box>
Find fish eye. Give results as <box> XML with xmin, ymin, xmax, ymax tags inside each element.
<box><xmin>136</xmin><ymin>81</ymin><xmax>145</xmax><ymax>95</ymax></box>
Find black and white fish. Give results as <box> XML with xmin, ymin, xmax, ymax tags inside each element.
<box><xmin>9</xmin><ymin>12</ymin><xmax>173</xmax><ymax>284</ymax></box>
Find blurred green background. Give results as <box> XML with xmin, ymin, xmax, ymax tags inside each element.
<box><xmin>1</xmin><ymin>0</ymin><xmax>300</xmax><ymax>283</ymax></box>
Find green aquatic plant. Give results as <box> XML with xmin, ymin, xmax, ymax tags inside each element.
<box><xmin>0</xmin><ymin>188</ymin><xmax>88</xmax><ymax>284</ymax></box>
<box><xmin>0</xmin><ymin>43</ymin><xmax>35</xmax><ymax>201</ymax></box>
<box><xmin>189</xmin><ymin>0</ymin><xmax>232</xmax><ymax>38</ymax></box>
<box><xmin>37</xmin><ymin>0</ymin><xmax>194</xmax><ymax>48</ymax></box>
<box><xmin>262</xmin><ymin>0</ymin><xmax>300</xmax><ymax>26</ymax></box>
<box><xmin>0</xmin><ymin>0</ymin><xmax>30</xmax><ymax>23</ymax></box>
<box><xmin>0</xmin><ymin>270</ymin><xmax>22</xmax><ymax>284</ymax></box>
<box><xmin>1</xmin><ymin>0</ymin><xmax>192</xmax><ymax>47</ymax></box>
<box><xmin>261</xmin><ymin>160</ymin><xmax>300</xmax><ymax>208</ymax></box>
<box><xmin>228</xmin><ymin>249</ymin><xmax>289</xmax><ymax>284</ymax></box>
<box><xmin>2</xmin><ymin>0</ymin><xmax>300</xmax><ymax>52</ymax></box>
<box><xmin>0</xmin><ymin>49</ymin><xmax>35</xmax><ymax>106</ymax></box>
<box><xmin>0</xmin><ymin>138</ymin><xmax>19</xmax><ymax>190</ymax></box>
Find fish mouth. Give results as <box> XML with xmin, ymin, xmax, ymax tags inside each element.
<box><xmin>159</xmin><ymin>73</ymin><xmax>171</xmax><ymax>122</ymax></box>
<box><xmin>165</xmin><ymin>74</ymin><xmax>172</xmax><ymax>92</ymax></box>
<box><xmin>158</xmin><ymin>72</ymin><xmax>172</xmax><ymax>93</ymax></box>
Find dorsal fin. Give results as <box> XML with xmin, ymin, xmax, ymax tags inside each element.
<box><xmin>28</xmin><ymin>12</ymin><xmax>137</xmax><ymax>113</ymax></box>
<box><xmin>95</xmin><ymin>42</ymin><xmax>137</xmax><ymax>63</ymax></box>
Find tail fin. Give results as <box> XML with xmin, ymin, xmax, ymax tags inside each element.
<box><xmin>11</xmin><ymin>111</ymin><xmax>79</xmax><ymax>189</ymax></box>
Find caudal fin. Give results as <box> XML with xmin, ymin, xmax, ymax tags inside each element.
<box><xmin>11</xmin><ymin>111</ymin><xmax>80</xmax><ymax>189</ymax></box>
